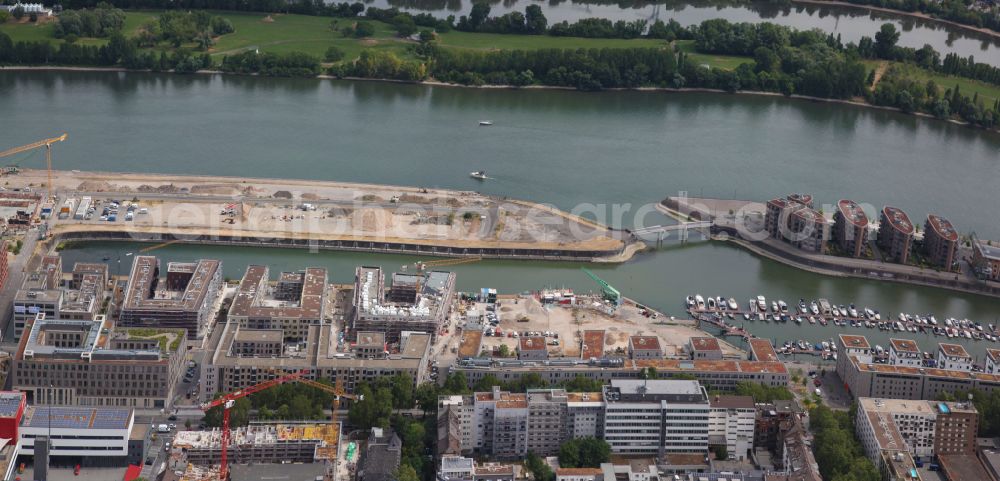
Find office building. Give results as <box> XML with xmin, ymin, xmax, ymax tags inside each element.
<box><xmin>11</xmin><ymin>315</ymin><xmax>185</xmax><ymax>408</ymax></box>
<box><xmin>351</xmin><ymin>266</ymin><xmax>455</xmax><ymax>342</ymax></box>
<box><xmin>833</xmin><ymin>199</ymin><xmax>869</xmax><ymax>258</ymax></box>
<box><xmin>118</xmin><ymin>255</ymin><xmax>222</xmax><ymax>339</ymax></box>
<box><xmin>837</xmin><ymin>334</ymin><xmax>1000</xmax><ymax>401</ymax></box>
<box><xmin>602</xmin><ymin>380</ymin><xmax>709</xmax><ymax>456</ymax></box>
<box><xmin>437</xmin><ymin>457</ymin><xmax>516</xmax><ymax>481</ymax></box>
<box><xmin>708</xmin><ymin>395</ymin><xmax>755</xmax><ymax>460</ymax></box>
<box><xmin>877</xmin><ymin>206</ymin><xmax>914</xmax><ymax>264</ymax></box>
<box><xmin>201</xmin><ymin>321</ymin><xmax>430</xmax><ymax>401</ymax></box>
<box><xmin>227</xmin><ymin>265</ymin><xmax>328</xmax><ymax>341</ymax></box>
<box><xmin>924</xmin><ymin>214</ymin><xmax>959</xmax><ymax>269</ymax></box>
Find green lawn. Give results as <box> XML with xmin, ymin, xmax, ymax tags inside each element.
<box><xmin>865</xmin><ymin>61</ymin><xmax>1000</xmax><ymax>105</ymax></box>
<box><xmin>676</xmin><ymin>40</ymin><xmax>753</xmax><ymax>70</ymax></box>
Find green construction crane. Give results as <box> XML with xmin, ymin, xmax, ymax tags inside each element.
<box><xmin>581</xmin><ymin>268</ymin><xmax>621</xmax><ymax>306</ymax></box>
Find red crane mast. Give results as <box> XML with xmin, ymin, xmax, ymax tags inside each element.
<box><xmin>200</xmin><ymin>369</ymin><xmax>310</xmax><ymax>480</ymax></box>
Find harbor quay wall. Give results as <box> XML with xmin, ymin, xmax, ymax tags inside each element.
<box><xmin>53</xmin><ymin>229</ymin><xmax>629</xmax><ymax>262</ymax></box>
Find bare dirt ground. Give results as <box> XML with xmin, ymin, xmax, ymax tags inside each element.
<box><xmin>467</xmin><ymin>295</ymin><xmax>744</xmax><ymax>359</ymax></box>
<box><xmin>13</xmin><ymin>169</ymin><xmax>629</xmax><ymax>253</ymax></box>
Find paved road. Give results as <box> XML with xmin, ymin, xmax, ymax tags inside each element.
<box><xmin>1</xmin><ymin>222</ymin><xmax>45</xmax><ymax>345</ymax></box>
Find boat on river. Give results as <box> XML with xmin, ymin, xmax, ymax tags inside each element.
<box><xmin>479</xmin><ymin>120</ymin><xmax>493</xmax><ymax>126</ymax></box>
<box><xmin>470</xmin><ymin>171</ymin><xmax>488</xmax><ymax>180</ymax></box>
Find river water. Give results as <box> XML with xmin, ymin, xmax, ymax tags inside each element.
<box><xmin>371</xmin><ymin>0</ymin><xmax>1000</xmax><ymax>66</ymax></box>
<box><xmin>3</xmin><ymin>70</ymin><xmax>999</xmax><ymax>358</ymax></box>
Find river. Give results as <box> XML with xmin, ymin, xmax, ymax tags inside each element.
<box><xmin>3</xmin><ymin>70</ymin><xmax>999</xmax><ymax>359</ymax></box>
<box><xmin>370</xmin><ymin>0</ymin><xmax>1000</xmax><ymax>66</ymax></box>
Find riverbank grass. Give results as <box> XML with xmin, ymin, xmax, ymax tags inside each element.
<box><xmin>675</xmin><ymin>40</ymin><xmax>753</xmax><ymax>70</ymax></box>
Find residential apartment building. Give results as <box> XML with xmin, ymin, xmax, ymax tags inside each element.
<box><xmin>12</xmin><ymin>255</ymin><xmax>63</xmax><ymax>342</ymax></box>
<box><xmin>11</xmin><ymin>315</ymin><xmax>185</xmax><ymax>408</ymax></box>
<box><xmin>227</xmin><ymin>265</ymin><xmax>328</xmax><ymax>341</ymax></box>
<box><xmin>351</xmin><ymin>266</ymin><xmax>455</xmax><ymax>343</ymax></box>
<box><xmin>518</xmin><ymin>337</ymin><xmax>548</xmax><ymax>360</ymax></box>
<box><xmin>787</xmin><ymin>206</ymin><xmax>828</xmax><ymax>253</ymax></box>
<box><xmin>708</xmin><ymin>395</ymin><xmax>754</xmax><ymax>460</ymax></box>
<box><xmin>856</xmin><ymin>398</ymin><xmax>977</xmax><ymax>473</ymax></box>
<box><xmin>437</xmin><ymin>457</ymin><xmax>515</xmax><ymax>481</ymax></box>
<box><xmin>628</xmin><ymin>336</ymin><xmax>662</xmax><ymax>359</ymax></box>
<box><xmin>877</xmin><ymin>206</ymin><xmax>914</xmax><ymax>264</ymax></box>
<box><xmin>452</xmin><ymin>357</ymin><xmax>789</xmax><ymax>393</ymax></box>
<box><xmin>972</xmin><ymin>240</ymin><xmax>1000</xmax><ymax>281</ymax></box>
<box><xmin>765</xmin><ymin>194</ymin><xmax>825</xmax><ymax>252</ymax></box>
<box><xmin>923</xmin><ymin>214</ymin><xmax>959</xmax><ymax>269</ymax></box>
<box><xmin>602</xmin><ymin>380</ymin><xmax>709</xmax><ymax>456</ymax></box>
<box><xmin>201</xmin><ymin>321</ymin><xmax>430</xmax><ymax>401</ymax></box>
<box><xmin>837</xmin><ymin>334</ymin><xmax>1000</xmax><ymax>401</ymax></box>
<box><xmin>12</xmin><ymin>257</ymin><xmax>108</xmax><ymax>341</ymax></box>
<box><xmin>832</xmin><ymin>199</ymin><xmax>869</xmax><ymax>258</ymax></box>
<box><xmin>938</xmin><ymin>343</ymin><xmax>972</xmax><ymax>372</ymax></box>
<box><xmin>689</xmin><ymin>337</ymin><xmax>723</xmax><ymax>360</ymax></box>
<box><xmin>986</xmin><ymin>349</ymin><xmax>1000</xmax><ymax>375</ymax></box>
<box><xmin>118</xmin><ymin>256</ymin><xmax>223</xmax><ymax>339</ymax></box>
<box><xmin>888</xmin><ymin>338</ymin><xmax>922</xmax><ymax>367</ymax></box>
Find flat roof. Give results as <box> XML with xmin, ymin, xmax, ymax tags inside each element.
<box><xmin>519</xmin><ymin>336</ymin><xmax>546</xmax><ymax>351</ymax></box>
<box><xmin>890</xmin><ymin>338</ymin><xmax>920</xmax><ymax>354</ymax></box>
<box><xmin>927</xmin><ymin>214</ymin><xmax>959</xmax><ymax>242</ymax></box>
<box><xmin>634</xmin><ymin>358</ymin><xmax>788</xmax><ymax>375</ymax></box>
<box><xmin>565</xmin><ymin>391</ymin><xmax>603</xmax><ymax>403</ymax></box>
<box><xmin>837</xmin><ymin>199</ymin><xmax>869</xmax><ymax>228</ymax></box>
<box><xmin>555</xmin><ymin>468</ymin><xmax>602</xmax><ymax>476</ymax></box>
<box><xmin>0</xmin><ymin>392</ymin><xmax>24</xmax><ymax>418</ymax></box>
<box><xmin>356</xmin><ymin>331</ymin><xmax>386</xmax><ymax>348</ymax></box>
<box><xmin>458</xmin><ymin>330</ymin><xmax>483</xmax><ymax>358</ymax></box>
<box><xmin>749</xmin><ymin>339</ymin><xmax>779</xmax><ymax>362</ymax></box>
<box><xmin>22</xmin><ymin>406</ymin><xmax>131</xmax><ymax>430</ymax></box>
<box><xmin>882</xmin><ymin>206</ymin><xmax>914</xmax><ymax>235</ymax></box>
<box><xmin>233</xmin><ymin>329</ymin><xmax>283</xmax><ymax>343</ymax></box>
<box><xmin>581</xmin><ymin>330</ymin><xmax>605</xmax><ymax>359</ymax></box>
<box><xmin>939</xmin><ymin>343</ymin><xmax>971</xmax><ymax>359</ymax></box>
<box><xmin>690</xmin><ymin>336</ymin><xmax>721</xmax><ymax>352</ymax></box>
<box><xmin>938</xmin><ymin>454</ymin><xmax>991</xmax><ymax>481</ymax></box>
<box><xmin>610</xmin><ymin>379</ymin><xmax>704</xmax><ymax>396</ymax></box>
<box><xmin>629</xmin><ymin>336</ymin><xmax>661</xmax><ymax>351</ymax></box>
<box><xmin>710</xmin><ymin>394</ymin><xmax>754</xmax><ymax>409</ymax></box>
<box><xmin>839</xmin><ymin>334</ymin><xmax>871</xmax><ymax>350</ymax></box>
<box><xmin>228</xmin><ymin>265</ymin><xmax>326</xmax><ymax>321</ymax></box>
<box><xmin>122</xmin><ymin>256</ymin><xmax>220</xmax><ymax>313</ymax></box>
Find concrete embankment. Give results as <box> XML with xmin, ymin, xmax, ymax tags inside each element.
<box><xmin>661</xmin><ymin>196</ymin><xmax>1000</xmax><ymax>299</ymax></box>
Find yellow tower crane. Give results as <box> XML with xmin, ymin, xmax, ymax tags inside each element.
<box><xmin>0</xmin><ymin>133</ymin><xmax>68</xmax><ymax>200</ymax></box>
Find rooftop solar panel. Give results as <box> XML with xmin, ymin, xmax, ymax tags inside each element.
<box><xmin>0</xmin><ymin>393</ymin><xmax>24</xmax><ymax>418</ymax></box>
<box><xmin>23</xmin><ymin>407</ymin><xmax>131</xmax><ymax>429</ymax></box>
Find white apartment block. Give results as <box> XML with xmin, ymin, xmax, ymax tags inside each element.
<box><xmin>858</xmin><ymin>398</ymin><xmax>937</xmax><ymax>458</ymax></box>
<box><xmin>986</xmin><ymin>349</ymin><xmax>1000</xmax><ymax>375</ymax></box>
<box><xmin>888</xmin><ymin>338</ymin><xmax>922</xmax><ymax>368</ymax></box>
<box><xmin>708</xmin><ymin>395</ymin><xmax>755</xmax><ymax>460</ymax></box>
<box><xmin>937</xmin><ymin>343</ymin><xmax>972</xmax><ymax>372</ymax></box>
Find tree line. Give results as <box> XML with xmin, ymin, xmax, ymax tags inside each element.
<box><xmin>785</xmin><ymin>0</ymin><xmax>1000</xmax><ymax>36</ymax></box>
<box><xmin>810</xmin><ymin>404</ymin><xmax>881</xmax><ymax>481</ymax></box>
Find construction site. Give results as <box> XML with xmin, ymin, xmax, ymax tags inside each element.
<box><xmin>169</xmin><ymin>423</ymin><xmax>341</xmax><ymax>481</ymax></box>
<box><xmin>0</xmin><ymin>167</ymin><xmax>639</xmax><ymax>262</ymax></box>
